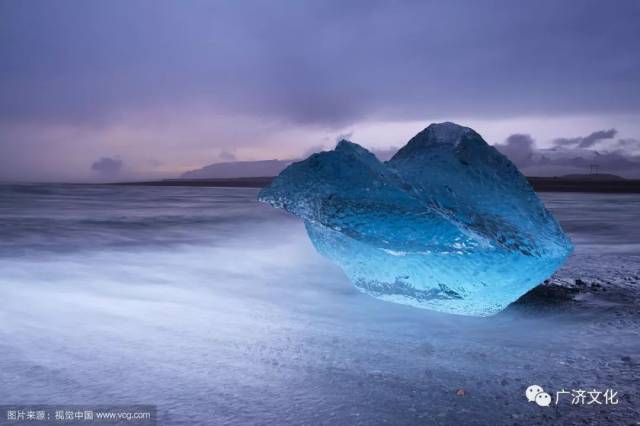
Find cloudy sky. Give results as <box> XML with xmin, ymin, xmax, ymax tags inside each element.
<box><xmin>1</xmin><ymin>0</ymin><xmax>639</xmax><ymax>181</ymax></box>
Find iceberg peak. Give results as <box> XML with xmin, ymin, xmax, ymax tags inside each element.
<box><xmin>391</xmin><ymin>122</ymin><xmax>482</xmax><ymax>161</ymax></box>
<box><xmin>413</xmin><ymin>121</ymin><xmax>476</xmax><ymax>144</ymax></box>
<box><xmin>334</xmin><ymin>139</ymin><xmax>376</xmax><ymax>159</ymax></box>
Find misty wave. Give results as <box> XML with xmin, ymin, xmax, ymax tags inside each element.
<box><xmin>0</xmin><ymin>185</ymin><xmax>638</xmax><ymax>424</ymax></box>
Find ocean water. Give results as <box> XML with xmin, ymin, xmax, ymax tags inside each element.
<box><xmin>0</xmin><ymin>184</ymin><xmax>638</xmax><ymax>425</ymax></box>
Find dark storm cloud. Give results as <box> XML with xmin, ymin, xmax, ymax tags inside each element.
<box><xmin>91</xmin><ymin>157</ymin><xmax>123</xmax><ymax>176</ymax></box>
<box><xmin>497</xmin><ymin>131</ymin><xmax>640</xmax><ymax>177</ymax></box>
<box><xmin>1</xmin><ymin>0</ymin><xmax>640</xmax><ymax>127</ymax></box>
<box><xmin>494</xmin><ymin>134</ymin><xmax>536</xmax><ymax>166</ymax></box>
<box><xmin>553</xmin><ymin>129</ymin><xmax>618</xmax><ymax>148</ymax></box>
<box><xmin>616</xmin><ymin>138</ymin><xmax>640</xmax><ymax>151</ymax></box>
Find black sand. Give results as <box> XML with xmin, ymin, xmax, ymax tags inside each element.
<box><xmin>111</xmin><ymin>176</ymin><xmax>640</xmax><ymax>193</ymax></box>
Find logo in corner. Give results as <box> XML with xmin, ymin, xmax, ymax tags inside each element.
<box><xmin>526</xmin><ymin>385</ymin><xmax>551</xmax><ymax>407</ymax></box>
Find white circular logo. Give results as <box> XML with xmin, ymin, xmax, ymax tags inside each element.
<box><xmin>535</xmin><ymin>392</ymin><xmax>552</xmax><ymax>407</ymax></box>
<box><xmin>525</xmin><ymin>385</ymin><xmax>544</xmax><ymax>402</ymax></box>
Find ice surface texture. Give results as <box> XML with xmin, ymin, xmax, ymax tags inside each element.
<box><xmin>258</xmin><ymin>122</ymin><xmax>573</xmax><ymax>316</ymax></box>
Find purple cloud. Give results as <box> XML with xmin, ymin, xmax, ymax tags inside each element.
<box><xmin>91</xmin><ymin>157</ymin><xmax>123</xmax><ymax>177</ymax></box>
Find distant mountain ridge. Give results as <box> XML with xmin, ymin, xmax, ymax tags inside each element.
<box><xmin>181</xmin><ymin>159</ymin><xmax>291</xmax><ymax>179</ymax></box>
<box><xmin>180</xmin><ymin>147</ymin><xmax>401</xmax><ymax>179</ymax></box>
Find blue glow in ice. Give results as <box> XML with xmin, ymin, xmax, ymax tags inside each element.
<box><xmin>258</xmin><ymin>123</ymin><xmax>573</xmax><ymax>316</ymax></box>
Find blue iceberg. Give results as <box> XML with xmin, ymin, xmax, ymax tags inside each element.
<box><xmin>258</xmin><ymin>122</ymin><xmax>573</xmax><ymax>316</ymax></box>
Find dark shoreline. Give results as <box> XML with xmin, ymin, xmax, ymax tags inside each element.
<box><xmin>527</xmin><ymin>177</ymin><xmax>640</xmax><ymax>193</ymax></box>
<box><xmin>109</xmin><ymin>176</ymin><xmax>640</xmax><ymax>193</ymax></box>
